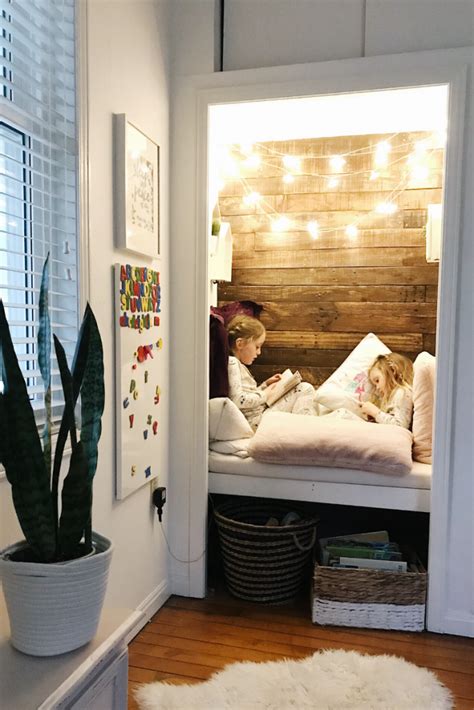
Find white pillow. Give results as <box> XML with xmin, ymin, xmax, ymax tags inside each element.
<box><xmin>209</xmin><ymin>397</ymin><xmax>254</xmax><ymax>441</ymax></box>
<box><xmin>314</xmin><ymin>333</ymin><xmax>391</xmax><ymax>414</ymax></box>
<box><xmin>209</xmin><ymin>438</ymin><xmax>251</xmax><ymax>458</ymax></box>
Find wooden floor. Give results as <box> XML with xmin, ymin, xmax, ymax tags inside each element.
<box><xmin>128</xmin><ymin>590</ymin><xmax>474</xmax><ymax>709</ymax></box>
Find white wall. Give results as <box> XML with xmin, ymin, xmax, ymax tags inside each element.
<box><xmin>1</xmin><ymin>0</ymin><xmax>172</xmax><ymax>617</ymax></box>
<box><xmin>84</xmin><ymin>0</ymin><xmax>171</xmax><ymax>612</ymax></box>
<box><xmin>223</xmin><ymin>0</ymin><xmax>474</xmax><ymax>69</ymax></box>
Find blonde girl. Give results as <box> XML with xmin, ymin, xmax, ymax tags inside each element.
<box><xmin>226</xmin><ymin>315</ymin><xmax>315</xmax><ymax>430</ymax></box>
<box><xmin>359</xmin><ymin>353</ymin><xmax>414</xmax><ymax>429</ymax></box>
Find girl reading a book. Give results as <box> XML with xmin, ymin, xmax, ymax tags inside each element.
<box><xmin>358</xmin><ymin>353</ymin><xmax>414</xmax><ymax>429</ymax></box>
<box><xmin>226</xmin><ymin>315</ymin><xmax>316</xmax><ymax>430</ymax></box>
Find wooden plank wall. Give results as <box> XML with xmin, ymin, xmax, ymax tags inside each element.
<box><xmin>217</xmin><ymin>132</ymin><xmax>442</xmax><ymax>386</ymax></box>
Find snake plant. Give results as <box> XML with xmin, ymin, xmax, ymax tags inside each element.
<box><xmin>0</xmin><ymin>256</ymin><xmax>104</xmax><ymax>563</ymax></box>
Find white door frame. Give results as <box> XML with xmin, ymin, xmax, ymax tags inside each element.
<box><xmin>169</xmin><ymin>47</ymin><xmax>473</xmax><ymax>636</ymax></box>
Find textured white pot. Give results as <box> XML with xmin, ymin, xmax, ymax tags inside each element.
<box><xmin>0</xmin><ymin>532</ymin><xmax>113</xmax><ymax>656</ymax></box>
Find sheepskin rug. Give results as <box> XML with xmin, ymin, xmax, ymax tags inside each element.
<box><xmin>135</xmin><ymin>648</ymin><xmax>453</xmax><ymax>710</ymax></box>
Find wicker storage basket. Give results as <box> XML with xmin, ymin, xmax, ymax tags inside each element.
<box><xmin>214</xmin><ymin>500</ymin><xmax>318</xmax><ymax>604</ymax></box>
<box><xmin>312</xmin><ymin>561</ymin><xmax>427</xmax><ymax>631</ymax></box>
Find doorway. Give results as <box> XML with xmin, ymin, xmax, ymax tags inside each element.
<box><xmin>169</xmin><ymin>48</ymin><xmax>470</xmax><ymax>635</ymax></box>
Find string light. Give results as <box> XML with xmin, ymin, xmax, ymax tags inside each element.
<box><xmin>272</xmin><ymin>216</ymin><xmax>291</xmax><ymax>232</ymax></box>
<box><xmin>243</xmin><ymin>154</ymin><xmax>261</xmax><ymax>169</ymax></box>
<box><xmin>307</xmin><ymin>221</ymin><xmax>319</xmax><ymax>239</ymax></box>
<box><xmin>216</xmin><ymin>131</ymin><xmax>442</xmax><ymax>240</ymax></box>
<box><xmin>345</xmin><ymin>225</ymin><xmax>358</xmax><ymax>239</ymax></box>
<box><xmin>374</xmin><ymin>140</ymin><xmax>391</xmax><ymax>167</ymax></box>
<box><xmin>242</xmin><ymin>191</ymin><xmax>261</xmax><ymax>206</ymax></box>
<box><xmin>282</xmin><ymin>155</ymin><xmax>301</xmax><ymax>171</ymax></box>
<box><xmin>330</xmin><ymin>155</ymin><xmax>346</xmax><ymax>171</ymax></box>
<box><xmin>375</xmin><ymin>202</ymin><xmax>398</xmax><ymax>215</ymax></box>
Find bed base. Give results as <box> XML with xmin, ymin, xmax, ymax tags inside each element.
<box><xmin>208</xmin><ymin>471</ymin><xmax>430</xmax><ymax>512</ymax></box>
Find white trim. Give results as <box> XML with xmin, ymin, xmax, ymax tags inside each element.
<box><xmin>170</xmin><ymin>46</ymin><xmax>473</xmax><ymax>630</ymax></box>
<box><xmin>426</xmin><ymin>65</ymin><xmax>468</xmax><ymax>635</ymax></box>
<box><xmin>76</xmin><ymin>0</ymin><xmax>91</xmax><ymax>310</ymax></box>
<box><xmin>132</xmin><ymin>579</ymin><xmax>171</xmax><ymax>632</ymax></box>
<box><xmin>208</xmin><ymin>473</ymin><xmax>431</xmax><ymax>513</ymax></box>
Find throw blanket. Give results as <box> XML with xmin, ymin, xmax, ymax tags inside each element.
<box><xmin>248</xmin><ymin>411</ymin><xmax>413</xmax><ymax>476</ymax></box>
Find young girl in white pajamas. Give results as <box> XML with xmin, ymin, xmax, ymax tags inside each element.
<box><xmin>358</xmin><ymin>352</ymin><xmax>414</xmax><ymax>429</ymax></box>
<box><xmin>226</xmin><ymin>315</ymin><xmax>316</xmax><ymax>431</ymax></box>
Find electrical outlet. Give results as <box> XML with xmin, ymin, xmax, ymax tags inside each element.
<box><xmin>150</xmin><ymin>477</ymin><xmax>160</xmax><ymax>493</ymax></box>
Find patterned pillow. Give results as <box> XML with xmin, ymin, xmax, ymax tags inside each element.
<box><xmin>315</xmin><ymin>333</ymin><xmax>391</xmax><ymax>414</ymax></box>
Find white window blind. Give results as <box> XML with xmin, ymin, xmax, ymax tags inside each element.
<box><xmin>0</xmin><ymin>0</ymin><xmax>79</xmax><ymax>417</ymax></box>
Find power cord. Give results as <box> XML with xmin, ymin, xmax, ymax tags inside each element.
<box><xmin>155</xmin><ymin>493</ymin><xmax>216</xmax><ymax>564</ymax></box>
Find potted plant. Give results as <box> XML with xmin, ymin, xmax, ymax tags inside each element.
<box><xmin>0</xmin><ymin>256</ymin><xmax>111</xmax><ymax>656</ymax></box>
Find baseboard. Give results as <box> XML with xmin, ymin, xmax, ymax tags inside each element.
<box><xmin>124</xmin><ymin>579</ymin><xmax>171</xmax><ymax>644</ymax></box>
<box><xmin>428</xmin><ymin>612</ymin><xmax>474</xmax><ymax>638</ymax></box>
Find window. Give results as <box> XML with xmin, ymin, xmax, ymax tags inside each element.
<box><xmin>0</xmin><ymin>0</ymin><xmax>79</xmax><ymax>417</ymax></box>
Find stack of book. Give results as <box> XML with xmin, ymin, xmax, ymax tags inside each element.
<box><xmin>319</xmin><ymin>530</ymin><xmax>409</xmax><ymax>573</ymax></box>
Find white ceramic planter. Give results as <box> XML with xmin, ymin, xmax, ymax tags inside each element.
<box><xmin>0</xmin><ymin>532</ymin><xmax>113</xmax><ymax>656</ymax></box>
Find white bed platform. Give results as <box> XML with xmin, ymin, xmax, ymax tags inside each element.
<box><xmin>208</xmin><ymin>452</ymin><xmax>431</xmax><ymax>512</ymax></box>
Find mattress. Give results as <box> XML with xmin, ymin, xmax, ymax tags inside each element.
<box><xmin>209</xmin><ymin>451</ymin><xmax>432</xmax><ymax>490</ymax></box>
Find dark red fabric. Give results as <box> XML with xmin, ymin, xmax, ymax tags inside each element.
<box><xmin>211</xmin><ymin>300</ymin><xmax>263</xmax><ymax>327</ymax></box>
<box><xmin>209</xmin><ymin>301</ymin><xmax>263</xmax><ymax>399</ymax></box>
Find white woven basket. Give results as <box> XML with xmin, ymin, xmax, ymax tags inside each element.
<box><xmin>0</xmin><ymin>532</ymin><xmax>113</xmax><ymax>656</ymax></box>
<box><xmin>312</xmin><ymin>599</ymin><xmax>426</xmax><ymax>632</ymax></box>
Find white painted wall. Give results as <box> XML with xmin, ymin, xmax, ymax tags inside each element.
<box><xmin>223</xmin><ymin>0</ymin><xmax>474</xmax><ymax>69</ymax></box>
<box><xmin>1</xmin><ymin>0</ymin><xmax>172</xmax><ymax>619</ymax></box>
<box><xmin>84</xmin><ymin>0</ymin><xmax>171</xmax><ymax>611</ymax></box>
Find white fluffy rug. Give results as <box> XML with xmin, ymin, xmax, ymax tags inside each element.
<box><xmin>135</xmin><ymin>648</ymin><xmax>453</xmax><ymax>710</ymax></box>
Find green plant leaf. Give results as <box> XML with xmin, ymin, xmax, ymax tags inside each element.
<box><xmin>58</xmin><ymin>440</ymin><xmax>92</xmax><ymax>558</ymax></box>
<box><xmin>0</xmin><ymin>299</ymin><xmax>56</xmax><ymax>561</ymax></box>
<box><xmin>80</xmin><ymin>304</ymin><xmax>105</xmax><ymax>483</ymax></box>
<box><xmin>38</xmin><ymin>254</ymin><xmax>52</xmax><ymax>478</ymax></box>
<box><xmin>51</xmin><ymin>304</ymin><xmax>92</xmax><ymax>525</ymax></box>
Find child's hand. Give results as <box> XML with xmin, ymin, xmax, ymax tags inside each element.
<box><xmin>265</xmin><ymin>374</ymin><xmax>282</xmax><ymax>387</ymax></box>
<box><xmin>359</xmin><ymin>402</ymin><xmax>379</xmax><ymax>420</ymax></box>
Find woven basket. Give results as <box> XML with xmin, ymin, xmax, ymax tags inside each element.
<box><xmin>214</xmin><ymin>500</ymin><xmax>318</xmax><ymax>604</ymax></box>
<box><xmin>312</xmin><ymin>561</ymin><xmax>427</xmax><ymax>631</ymax></box>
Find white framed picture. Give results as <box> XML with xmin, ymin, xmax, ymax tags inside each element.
<box><xmin>114</xmin><ymin>114</ymin><xmax>160</xmax><ymax>257</ymax></box>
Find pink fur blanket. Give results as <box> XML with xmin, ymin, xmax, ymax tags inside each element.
<box><xmin>248</xmin><ymin>412</ymin><xmax>413</xmax><ymax>476</ymax></box>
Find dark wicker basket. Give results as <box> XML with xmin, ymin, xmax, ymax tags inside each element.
<box><xmin>214</xmin><ymin>500</ymin><xmax>318</xmax><ymax>604</ymax></box>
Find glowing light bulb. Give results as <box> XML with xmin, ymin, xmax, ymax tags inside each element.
<box><xmin>376</xmin><ymin>202</ymin><xmax>398</xmax><ymax>215</ymax></box>
<box><xmin>411</xmin><ymin>165</ymin><xmax>430</xmax><ymax>181</ymax></box>
<box><xmin>345</xmin><ymin>224</ymin><xmax>358</xmax><ymax>239</ymax></box>
<box><xmin>272</xmin><ymin>216</ymin><xmax>291</xmax><ymax>232</ymax></box>
<box><xmin>330</xmin><ymin>155</ymin><xmax>346</xmax><ymax>171</ymax></box>
<box><xmin>283</xmin><ymin>173</ymin><xmax>295</xmax><ymax>184</ymax></box>
<box><xmin>369</xmin><ymin>171</ymin><xmax>379</xmax><ymax>181</ymax></box>
<box><xmin>307</xmin><ymin>221</ymin><xmax>319</xmax><ymax>239</ymax></box>
<box><xmin>282</xmin><ymin>155</ymin><xmax>301</xmax><ymax>171</ymax></box>
<box><xmin>415</xmin><ymin>139</ymin><xmax>428</xmax><ymax>154</ymax></box>
<box><xmin>327</xmin><ymin>177</ymin><xmax>340</xmax><ymax>188</ymax></box>
<box><xmin>243</xmin><ymin>154</ymin><xmax>261</xmax><ymax>169</ymax></box>
<box><xmin>240</xmin><ymin>142</ymin><xmax>254</xmax><ymax>155</ymax></box>
<box><xmin>374</xmin><ymin>140</ymin><xmax>391</xmax><ymax>167</ymax></box>
<box><xmin>243</xmin><ymin>191</ymin><xmax>261</xmax><ymax>206</ymax></box>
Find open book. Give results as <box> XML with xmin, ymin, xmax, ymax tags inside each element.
<box><xmin>265</xmin><ymin>368</ymin><xmax>302</xmax><ymax>407</ymax></box>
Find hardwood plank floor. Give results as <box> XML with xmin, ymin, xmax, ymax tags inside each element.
<box><xmin>128</xmin><ymin>591</ymin><xmax>474</xmax><ymax>709</ymax></box>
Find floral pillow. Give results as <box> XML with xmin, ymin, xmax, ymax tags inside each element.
<box><xmin>315</xmin><ymin>333</ymin><xmax>391</xmax><ymax>415</ymax></box>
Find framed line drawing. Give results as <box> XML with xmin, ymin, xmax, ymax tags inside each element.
<box><xmin>114</xmin><ymin>114</ymin><xmax>160</xmax><ymax>258</ymax></box>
